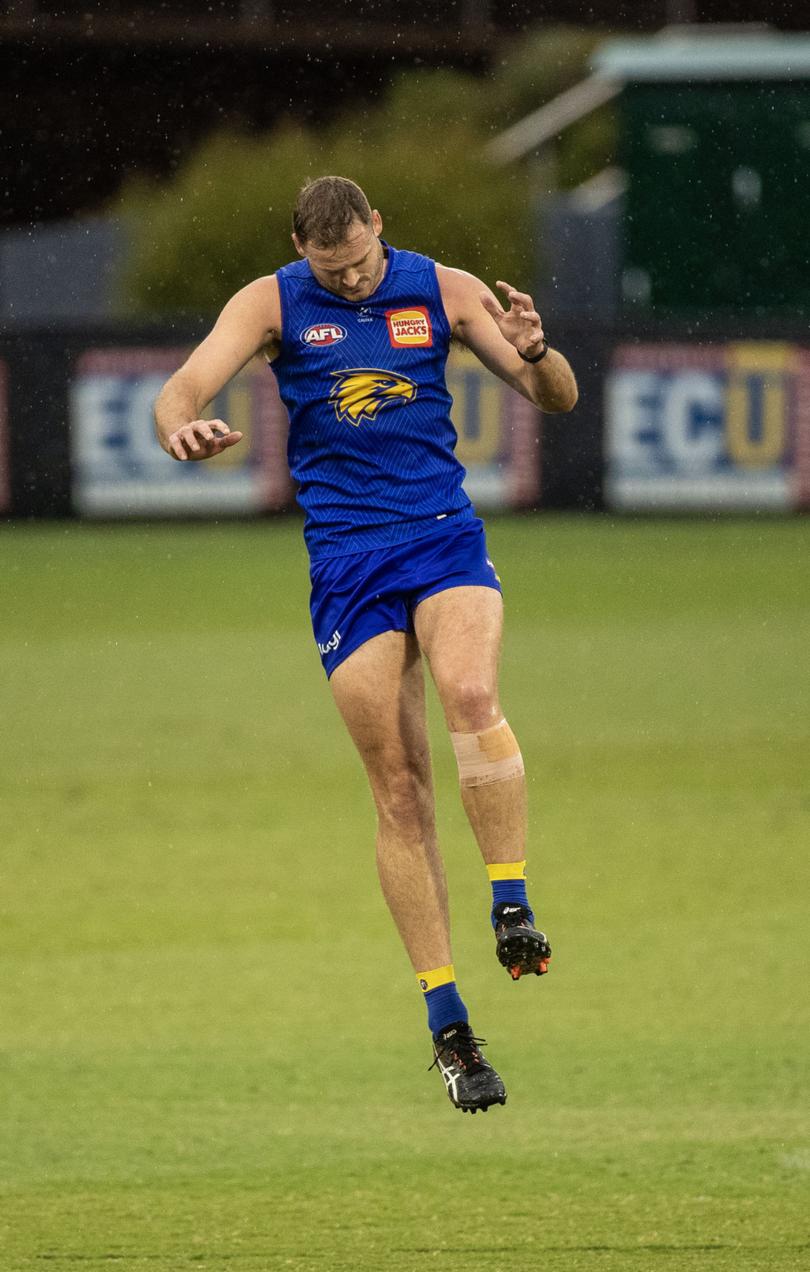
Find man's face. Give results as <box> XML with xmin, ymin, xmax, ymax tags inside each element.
<box><xmin>293</xmin><ymin>210</ymin><xmax>385</xmax><ymax>301</ymax></box>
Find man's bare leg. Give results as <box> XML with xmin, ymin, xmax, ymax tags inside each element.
<box><xmin>415</xmin><ymin>585</ymin><xmax>550</xmax><ymax>980</ymax></box>
<box><xmin>414</xmin><ymin>586</ymin><xmax>525</xmax><ymax>868</ymax></box>
<box><xmin>329</xmin><ymin>630</ymin><xmax>450</xmax><ymax>972</ymax></box>
<box><xmin>329</xmin><ymin>627</ymin><xmax>508</xmax><ymax>1110</ymax></box>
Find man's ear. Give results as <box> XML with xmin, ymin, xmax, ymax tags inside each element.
<box><xmin>291</xmin><ymin>232</ymin><xmax>306</xmax><ymax>258</ymax></box>
<box><xmin>371</xmin><ymin>210</ymin><xmax>383</xmax><ymax>237</ymax></box>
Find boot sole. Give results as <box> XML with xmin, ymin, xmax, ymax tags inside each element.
<box><xmin>457</xmin><ymin>1094</ymin><xmax>507</xmax><ymax>1113</ymax></box>
<box><xmin>497</xmin><ymin>926</ymin><xmax>551</xmax><ymax>980</ymax></box>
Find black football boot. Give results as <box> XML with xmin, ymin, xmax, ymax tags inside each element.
<box><xmin>429</xmin><ymin>1021</ymin><xmax>507</xmax><ymax>1113</ymax></box>
<box><xmin>493</xmin><ymin>901</ymin><xmax>552</xmax><ymax>981</ymax></box>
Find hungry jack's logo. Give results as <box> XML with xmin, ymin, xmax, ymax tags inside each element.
<box><xmin>386</xmin><ymin>307</ymin><xmax>433</xmax><ymax>347</ymax></box>
<box><xmin>329</xmin><ymin>368</ymin><xmax>417</xmax><ymax>427</ymax></box>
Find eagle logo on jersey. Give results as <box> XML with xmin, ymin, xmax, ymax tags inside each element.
<box><xmin>329</xmin><ymin>368</ymin><xmax>417</xmax><ymax>428</ymax></box>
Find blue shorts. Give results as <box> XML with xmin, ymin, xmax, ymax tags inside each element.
<box><xmin>309</xmin><ymin>517</ymin><xmax>501</xmax><ymax>677</ymax></box>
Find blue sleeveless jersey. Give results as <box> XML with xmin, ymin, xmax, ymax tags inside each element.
<box><xmin>270</xmin><ymin>244</ymin><xmax>472</xmax><ymax>560</ymax></box>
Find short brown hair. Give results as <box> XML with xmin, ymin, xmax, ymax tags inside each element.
<box><xmin>292</xmin><ymin>176</ymin><xmax>373</xmax><ymax>248</ymax></box>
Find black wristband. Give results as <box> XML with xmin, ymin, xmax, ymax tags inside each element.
<box><xmin>519</xmin><ymin>339</ymin><xmax>549</xmax><ymax>364</ymax></box>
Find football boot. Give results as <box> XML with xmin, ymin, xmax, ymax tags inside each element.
<box><xmin>429</xmin><ymin>1020</ymin><xmax>507</xmax><ymax>1113</ymax></box>
<box><xmin>493</xmin><ymin>901</ymin><xmax>552</xmax><ymax>981</ymax></box>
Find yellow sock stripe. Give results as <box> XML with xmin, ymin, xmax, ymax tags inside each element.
<box><xmin>486</xmin><ymin>859</ymin><xmax>527</xmax><ymax>882</ymax></box>
<box><xmin>416</xmin><ymin>964</ymin><xmax>455</xmax><ymax>993</ymax></box>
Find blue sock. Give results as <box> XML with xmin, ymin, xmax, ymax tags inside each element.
<box><xmin>489</xmin><ymin>861</ymin><xmax>534</xmax><ymax>928</ymax></box>
<box><xmin>417</xmin><ymin>965</ymin><xmax>469</xmax><ymax>1036</ymax></box>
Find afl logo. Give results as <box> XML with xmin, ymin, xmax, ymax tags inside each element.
<box><xmin>301</xmin><ymin>323</ymin><xmax>347</xmax><ymax>347</ymax></box>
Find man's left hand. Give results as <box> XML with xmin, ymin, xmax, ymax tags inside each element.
<box><xmin>480</xmin><ymin>280</ymin><xmax>545</xmax><ymax>360</ymax></box>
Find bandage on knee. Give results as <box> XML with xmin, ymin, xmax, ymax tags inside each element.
<box><xmin>450</xmin><ymin>718</ymin><xmax>525</xmax><ymax>788</ymax></box>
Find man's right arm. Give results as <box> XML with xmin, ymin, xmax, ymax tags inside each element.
<box><xmin>154</xmin><ymin>275</ymin><xmax>282</xmax><ymax>461</ymax></box>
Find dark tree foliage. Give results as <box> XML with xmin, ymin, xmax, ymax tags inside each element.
<box><xmin>117</xmin><ymin>28</ymin><xmax>615</xmax><ymax>314</ymax></box>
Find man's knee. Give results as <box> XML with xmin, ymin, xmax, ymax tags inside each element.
<box><xmin>373</xmin><ymin>761</ymin><xmax>434</xmax><ymax>833</ymax></box>
<box><xmin>437</xmin><ymin>678</ymin><xmax>499</xmax><ymax>731</ymax></box>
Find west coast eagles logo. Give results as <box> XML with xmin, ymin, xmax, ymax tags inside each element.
<box><xmin>329</xmin><ymin>368</ymin><xmax>417</xmax><ymax>428</ymax></box>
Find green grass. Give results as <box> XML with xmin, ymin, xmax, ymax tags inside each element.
<box><xmin>1</xmin><ymin>516</ymin><xmax>809</xmax><ymax>1271</ymax></box>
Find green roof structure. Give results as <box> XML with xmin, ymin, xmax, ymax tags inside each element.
<box><xmin>593</xmin><ymin>32</ymin><xmax>810</xmax><ymax>82</ymax></box>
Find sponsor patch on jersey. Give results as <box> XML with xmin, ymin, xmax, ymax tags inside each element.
<box><xmin>329</xmin><ymin>368</ymin><xmax>417</xmax><ymax>427</ymax></box>
<box><xmin>301</xmin><ymin>323</ymin><xmax>347</xmax><ymax>347</ymax></box>
<box><xmin>385</xmin><ymin>307</ymin><xmax>433</xmax><ymax>348</ymax></box>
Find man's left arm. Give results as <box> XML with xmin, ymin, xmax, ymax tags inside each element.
<box><xmin>437</xmin><ymin>266</ymin><xmax>578</xmax><ymax>413</ymax></box>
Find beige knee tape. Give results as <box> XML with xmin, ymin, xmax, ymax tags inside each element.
<box><xmin>450</xmin><ymin>718</ymin><xmax>525</xmax><ymax>788</ymax></box>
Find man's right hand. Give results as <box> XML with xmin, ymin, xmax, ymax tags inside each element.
<box><xmin>165</xmin><ymin>419</ymin><xmax>244</xmax><ymax>461</ymax></box>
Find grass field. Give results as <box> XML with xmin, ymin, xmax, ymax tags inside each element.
<box><xmin>1</xmin><ymin>515</ymin><xmax>809</xmax><ymax>1271</ymax></box>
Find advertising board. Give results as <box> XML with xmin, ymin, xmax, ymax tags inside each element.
<box><xmin>606</xmin><ymin>343</ymin><xmax>810</xmax><ymax>511</ymax></box>
<box><xmin>0</xmin><ymin>360</ymin><xmax>8</xmax><ymax>514</ymax></box>
<box><xmin>447</xmin><ymin>348</ymin><xmax>541</xmax><ymax>509</ymax></box>
<box><xmin>70</xmin><ymin>345</ymin><xmax>541</xmax><ymax>518</ymax></box>
<box><xmin>71</xmin><ymin>349</ymin><xmax>293</xmax><ymax>516</ymax></box>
